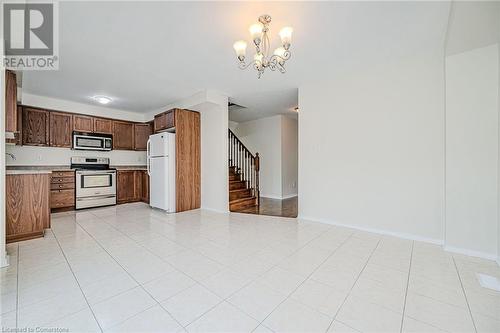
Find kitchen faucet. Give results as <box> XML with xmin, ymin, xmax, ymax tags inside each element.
<box><xmin>5</xmin><ymin>152</ymin><xmax>16</xmax><ymax>160</ymax></box>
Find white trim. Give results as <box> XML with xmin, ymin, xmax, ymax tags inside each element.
<box><xmin>261</xmin><ymin>194</ymin><xmax>298</xmax><ymax>200</ymax></box>
<box><xmin>201</xmin><ymin>207</ymin><xmax>229</xmax><ymax>214</ymax></box>
<box><xmin>297</xmin><ymin>215</ymin><xmax>444</xmax><ymax>245</ymax></box>
<box><xmin>443</xmin><ymin>245</ymin><xmax>498</xmax><ymax>261</ymax></box>
<box><xmin>0</xmin><ymin>255</ymin><xmax>9</xmax><ymax>268</ymax></box>
<box><xmin>260</xmin><ymin>194</ymin><xmax>283</xmax><ymax>200</ymax></box>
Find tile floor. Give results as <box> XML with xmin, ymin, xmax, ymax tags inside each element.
<box><xmin>1</xmin><ymin>202</ymin><xmax>499</xmax><ymax>333</ymax></box>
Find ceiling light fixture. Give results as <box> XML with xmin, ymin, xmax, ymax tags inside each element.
<box><xmin>92</xmin><ymin>95</ymin><xmax>112</xmax><ymax>105</ymax></box>
<box><xmin>233</xmin><ymin>14</ymin><xmax>293</xmax><ymax>79</ymax></box>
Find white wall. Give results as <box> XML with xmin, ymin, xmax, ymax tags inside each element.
<box><xmin>233</xmin><ymin>115</ymin><xmax>283</xmax><ymax>199</ymax></box>
<box><xmin>150</xmin><ymin>90</ymin><xmax>229</xmax><ymax>212</ymax></box>
<box><xmin>23</xmin><ymin>93</ymin><xmax>147</xmax><ymax>122</ymax></box>
<box><xmin>281</xmin><ymin>116</ymin><xmax>298</xmax><ymax>199</ymax></box>
<box><xmin>5</xmin><ymin>145</ymin><xmax>146</xmax><ymax>166</ymax></box>
<box><xmin>0</xmin><ymin>68</ymin><xmax>8</xmax><ymax>267</ymax></box>
<box><xmin>445</xmin><ymin>44</ymin><xmax>499</xmax><ymax>259</ymax></box>
<box><xmin>6</xmin><ymin>93</ymin><xmax>148</xmax><ymax>166</ymax></box>
<box><xmin>299</xmin><ymin>55</ymin><xmax>445</xmax><ymax>243</ymax></box>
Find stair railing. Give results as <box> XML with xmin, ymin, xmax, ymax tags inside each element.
<box><xmin>228</xmin><ymin>129</ymin><xmax>260</xmax><ymax>203</ymax></box>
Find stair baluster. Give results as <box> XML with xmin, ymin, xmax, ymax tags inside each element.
<box><xmin>228</xmin><ymin>129</ymin><xmax>260</xmax><ymax>210</ymax></box>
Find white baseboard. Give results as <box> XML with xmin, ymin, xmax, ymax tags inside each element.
<box><xmin>443</xmin><ymin>245</ymin><xmax>498</xmax><ymax>261</ymax></box>
<box><xmin>297</xmin><ymin>215</ymin><xmax>443</xmax><ymax>245</ymax></box>
<box><xmin>0</xmin><ymin>254</ymin><xmax>10</xmax><ymax>268</ymax></box>
<box><xmin>261</xmin><ymin>194</ymin><xmax>298</xmax><ymax>200</ymax></box>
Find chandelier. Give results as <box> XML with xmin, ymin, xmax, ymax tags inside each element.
<box><xmin>233</xmin><ymin>15</ymin><xmax>293</xmax><ymax>78</ymax></box>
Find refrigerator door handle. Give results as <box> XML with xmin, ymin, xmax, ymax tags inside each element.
<box><xmin>147</xmin><ymin>139</ymin><xmax>151</xmax><ymax>176</ymax></box>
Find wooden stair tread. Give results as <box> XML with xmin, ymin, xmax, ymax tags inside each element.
<box><xmin>229</xmin><ymin>188</ymin><xmax>250</xmax><ymax>193</ymax></box>
<box><xmin>229</xmin><ymin>196</ymin><xmax>256</xmax><ymax>204</ymax></box>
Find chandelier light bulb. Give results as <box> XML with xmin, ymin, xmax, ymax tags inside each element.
<box><xmin>234</xmin><ymin>14</ymin><xmax>292</xmax><ymax>78</ymax></box>
<box><xmin>279</xmin><ymin>27</ymin><xmax>293</xmax><ymax>48</ymax></box>
<box><xmin>233</xmin><ymin>40</ymin><xmax>247</xmax><ymax>60</ymax></box>
<box><xmin>249</xmin><ymin>22</ymin><xmax>264</xmax><ymax>42</ymax></box>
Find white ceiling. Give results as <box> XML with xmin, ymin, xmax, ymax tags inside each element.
<box><xmin>22</xmin><ymin>1</ymin><xmax>451</xmax><ymax>122</ymax></box>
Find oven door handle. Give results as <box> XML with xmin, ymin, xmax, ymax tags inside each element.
<box><xmin>76</xmin><ymin>195</ymin><xmax>116</xmax><ymax>201</ymax></box>
<box><xmin>76</xmin><ymin>171</ymin><xmax>116</xmax><ymax>175</ymax></box>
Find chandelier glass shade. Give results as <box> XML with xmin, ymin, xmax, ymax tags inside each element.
<box><xmin>233</xmin><ymin>15</ymin><xmax>293</xmax><ymax>78</ymax></box>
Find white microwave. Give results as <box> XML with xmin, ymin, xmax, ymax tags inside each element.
<box><xmin>73</xmin><ymin>132</ymin><xmax>113</xmax><ymax>151</ymax></box>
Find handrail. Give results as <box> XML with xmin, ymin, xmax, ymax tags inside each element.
<box><xmin>228</xmin><ymin>129</ymin><xmax>255</xmax><ymax>159</ymax></box>
<box><xmin>228</xmin><ymin>129</ymin><xmax>260</xmax><ymax>203</ymax></box>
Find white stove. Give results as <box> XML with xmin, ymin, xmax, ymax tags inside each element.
<box><xmin>71</xmin><ymin>157</ymin><xmax>117</xmax><ymax>209</ymax></box>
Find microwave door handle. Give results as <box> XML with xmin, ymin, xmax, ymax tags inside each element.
<box><xmin>147</xmin><ymin>139</ymin><xmax>151</xmax><ymax>176</ymax></box>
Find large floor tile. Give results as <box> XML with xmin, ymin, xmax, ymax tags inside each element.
<box><xmin>228</xmin><ymin>281</ymin><xmax>287</xmax><ymax>321</ymax></box>
<box><xmin>335</xmin><ymin>295</ymin><xmax>402</xmax><ymax>333</ymax></box>
<box><xmin>91</xmin><ymin>286</ymin><xmax>156</xmax><ymax>329</ymax></box>
<box><xmin>290</xmin><ymin>278</ymin><xmax>348</xmax><ymax>317</ymax></box>
<box><xmin>142</xmin><ymin>270</ymin><xmax>196</xmax><ymax>302</ymax></box>
<box><xmin>263</xmin><ymin>298</ymin><xmax>332</xmax><ymax>333</ymax></box>
<box><xmin>106</xmin><ymin>305</ymin><xmax>182</xmax><ymax>332</ymax></box>
<box><xmin>81</xmin><ymin>271</ymin><xmax>138</xmax><ymax>304</ymax></box>
<box><xmin>404</xmin><ymin>293</ymin><xmax>476</xmax><ymax>333</ymax></box>
<box><xmin>186</xmin><ymin>301</ymin><xmax>259</xmax><ymax>333</ymax></box>
<box><xmin>161</xmin><ymin>284</ymin><xmax>222</xmax><ymax>326</ymax></box>
<box><xmin>200</xmin><ymin>268</ymin><xmax>253</xmax><ymax>299</ymax></box>
<box><xmin>47</xmin><ymin>308</ymin><xmax>101</xmax><ymax>333</ymax></box>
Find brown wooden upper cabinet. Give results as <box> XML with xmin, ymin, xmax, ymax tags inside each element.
<box><xmin>5</xmin><ymin>70</ymin><xmax>17</xmax><ymax>133</ymax></box>
<box><xmin>113</xmin><ymin>120</ymin><xmax>134</xmax><ymax>150</ymax></box>
<box><xmin>49</xmin><ymin>112</ymin><xmax>73</xmax><ymax>147</ymax></box>
<box><xmin>93</xmin><ymin>117</ymin><xmax>113</xmax><ymax>134</ymax></box>
<box><xmin>154</xmin><ymin>110</ymin><xmax>175</xmax><ymax>133</ymax></box>
<box><xmin>73</xmin><ymin>114</ymin><xmax>93</xmax><ymax>132</ymax></box>
<box><xmin>134</xmin><ymin>123</ymin><xmax>152</xmax><ymax>151</ymax></box>
<box><xmin>22</xmin><ymin>107</ymin><xmax>50</xmax><ymax>146</ymax></box>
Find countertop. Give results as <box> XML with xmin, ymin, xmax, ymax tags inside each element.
<box><xmin>6</xmin><ymin>165</ymin><xmax>147</xmax><ymax>175</ymax></box>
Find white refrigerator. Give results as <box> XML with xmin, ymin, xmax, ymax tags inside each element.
<box><xmin>147</xmin><ymin>132</ymin><xmax>176</xmax><ymax>212</ymax></box>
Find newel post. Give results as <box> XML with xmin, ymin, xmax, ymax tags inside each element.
<box><xmin>255</xmin><ymin>153</ymin><xmax>260</xmax><ymax>204</ymax></box>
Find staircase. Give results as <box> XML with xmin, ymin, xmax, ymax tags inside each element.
<box><xmin>228</xmin><ymin>129</ymin><xmax>260</xmax><ymax>212</ymax></box>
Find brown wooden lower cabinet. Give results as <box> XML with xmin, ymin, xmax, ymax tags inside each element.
<box><xmin>6</xmin><ymin>173</ymin><xmax>50</xmax><ymax>243</ymax></box>
<box><xmin>141</xmin><ymin>171</ymin><xmax>149</xmax><ymax>203</ymax></box>
<box><xmin>50</xmin><ymin>171</ymin><xmax>75</xmax><ymax>211</ymax></box>
<box><xmin>117</xmin><ymin>170</ymin><xmax>149</xmax><ymax>204</ymax></box>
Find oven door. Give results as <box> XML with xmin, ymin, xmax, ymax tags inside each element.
<box><xmin>76</xmin><ymin>170</ymin><xmax>116</xmax><ymax>198</ymax></box>
<box><xmin>73</xmin><ymin>134</ymin><xmax>112</xmax><ymax>151</ymax></box>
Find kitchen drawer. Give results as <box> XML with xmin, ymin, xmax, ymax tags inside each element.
<box><xmin>50</xmin><ymin>189</ymin><xmax>75</xmax><ymax>208</ymax></box>
<box><xmin>51</xmin><ymin>182</ymin><xmax>75</xmax><ymax>190</ymax></box>
<box><xmin>51</xmin><ymin>177</ymin><xmax>75</xmax><ymax>184</ymax></box>
<box><xmin>52</xmin><ymin>171</ymin><xmax>74</xmax><ymax>178</ymax></box>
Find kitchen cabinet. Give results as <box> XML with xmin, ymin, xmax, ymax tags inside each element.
<box><xmin>73</xmin><ymin>114</ymin><xmax>93</xmax><ymax>132</ymax></box>
<box><xmin>154</xmin><ymin>110</ymin><xmax>175</xmax><ymax>133</ymax></box>
<box><xmin>117</xmin><ymin>170</ymin><xmax>142</xmax><ymax>203</ymax></box>
<box><xmin>175</xmin><ymin>109</ymin><xmax>201</xmax><ymax>212</ymax></box>
<box><xmin>22</xmin><ymin>107</ymin><xmax>50</xmax><ymax>146</ymax></box>
<box><xmin>49</xmin><ymin>112</ymin><xmax>73</xmax><ymax>147</ymax></box>
<box><xmin>5</xmin><ymin>70</ymin><xmax>17</xmax><ymax>134</ymax></box>
<box><xmin>141</xmin><ymin>171</ymin><xmax>149</xmax><ymax>203</ymax></box>
<box><xmin>50</xmin><ymin>170</ymin><xmax>75</xmax><ymax>210</ymax></box>
<box><xmin>6</xmin><ymin>173</ymin><xmax>50</xmax><ymax>243</ymax></box>
<box><xmin>134</xmin><ymin>123</ymin><xmax>152</xmax><ymax>151</ymax></box>
<box><xmin>113</xmin><ymin>121</ymin><xmax>135</xmax><ymax>150</ymax></box>
<box><xmin>94</xmin><ymin>117</ymin><xmax>113</xmax><ymax>134</ymax></box>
